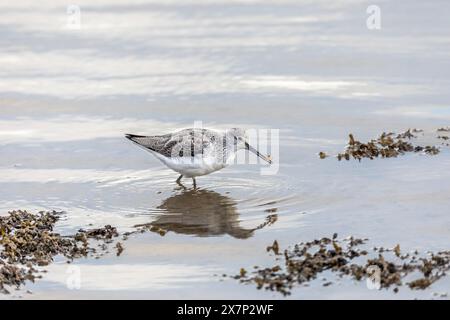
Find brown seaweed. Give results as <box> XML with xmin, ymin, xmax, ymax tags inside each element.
<box><xmin>324</xmin><ymin>129</ymin><xmax>441</xmax><ymax>161</ymax></box>
<box><xmin>0</xmin><ymin>210</ymin><xmax>121</xmax><ymax>293</ymax></box>
<box><xmin>232</xmin><ymin>235</ymin><xmax>450</xmax><ymax>296</ymax></box>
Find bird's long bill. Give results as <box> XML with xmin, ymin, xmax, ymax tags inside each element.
<box><xmin>245</xmin><ymin>142</ymin><xmax>272</xmax><ymax>164</ymax></box>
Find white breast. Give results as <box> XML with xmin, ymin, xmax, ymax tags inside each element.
<box><xmin>150</xmin><ymin>150</ymin><xmax>232</xmax><ymax>177</ymax></box>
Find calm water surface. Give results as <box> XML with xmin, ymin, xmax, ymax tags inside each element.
<box><xmin>1</xmin><ymin>0</ymin><xmax>450</xmax><ymax>299</ymax></box>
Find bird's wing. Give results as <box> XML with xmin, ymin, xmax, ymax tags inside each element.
<box><xmin>163</xmin><ymin>129</ymin><xmax>219</xmax><ymax>158</ymax></box>
<box><xmin>126</xmin><ymin>129</ymin><xmax>221</xmax><ymax>158</ymax></box>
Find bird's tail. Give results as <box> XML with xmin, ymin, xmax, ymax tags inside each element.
<box><xmin>125</xmin><ymin>133</ymin><xmax>147</xmax><ymax>142</ymax></box>
<box><xmin>125</xmin><ymin>133</ymin><xmax>161</xmax><ymax>155</ymax></box>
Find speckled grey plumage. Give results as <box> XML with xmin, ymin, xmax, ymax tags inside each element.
<box><xmin>125</xmin><ymin>128</ymin><xmax>237</xmax><ymax>160</ymax></box>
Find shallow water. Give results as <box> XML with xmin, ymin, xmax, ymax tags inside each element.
<box><xmin>1</xmin><ymin>0</ymin><xmax>450</xmax><ymax>299</ymax></box>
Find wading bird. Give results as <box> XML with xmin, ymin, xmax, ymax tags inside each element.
<box><xmin>125</xmin><ymin>128</ymin><xmax>271</xmax><ymax>187</ymax></box>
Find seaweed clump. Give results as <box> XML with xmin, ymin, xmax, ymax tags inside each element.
<box><xmin>326</xmin><ymin>129</ymin><xmax>440</xmax><ymax>161</ymax></box>
<box><xmin>232</xmin><ymin>235</ymin><xmax>450</xmax><ymax>296</ymax></box>
<box><xmin>0</xmin><ymin>261</ymin><xmax>36</xmax><ymax>294</ymax></box>
<box><xmin>233</xmin><ymin>235</ymin><xmax>369</xmax><ymax>296</ymax></box>
<box><xmin>337</xmin><ymin>132</ymin><xmax>415</xmax><ymax>161</ymax></box>
<box><xmin>0</xmin><ymin>210</ymin><xmax>120</xmax><ymax>294</ymax></box>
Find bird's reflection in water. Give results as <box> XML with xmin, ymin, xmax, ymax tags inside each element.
<box><xmin>140</xmin><ymin>188</ymin><xmax>277</xmax><ymax>239</ymax></box>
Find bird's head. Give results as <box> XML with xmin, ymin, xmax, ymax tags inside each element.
<box><xmin>227</xmin><ymin>128</ymin><xmax>272</xmax><ymax>164</ymax></box>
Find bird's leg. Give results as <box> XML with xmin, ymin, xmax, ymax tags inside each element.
<box><xmin>192</xmin><ymin>177</ymin><xmax>197</xmax><ymax>189</ymax></box>
<box><xmin>175</xmin><ymin>174</ymin><xmax>187</xmax><ymax>190</ymax></box>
